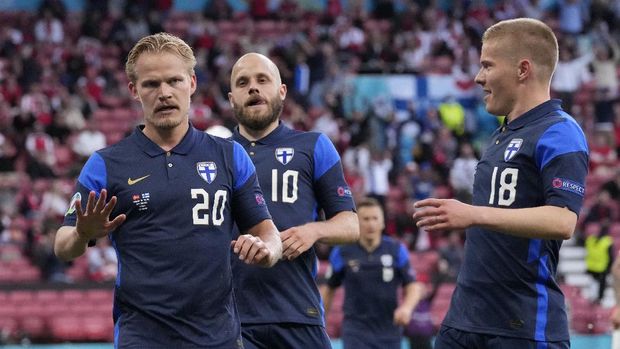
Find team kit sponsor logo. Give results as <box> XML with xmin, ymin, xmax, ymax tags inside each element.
<box><xmin>552</xmin><ymin>177</ymin><xmax>585</xmax><ymax>196</ymax></box>
<box><xmin>132</xmin><ymin>193</ymin><xmax>151</xmax><ymax>211</ymax></box>
<box><xmin>65</xmin><ymin>192</ymin><xmax>82</xmax><ymax>216</ymax></box>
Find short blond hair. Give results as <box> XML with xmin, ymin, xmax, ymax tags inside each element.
<box><xmin>482</xmin><ymin>18</ymin><xmax>558</xmax><ymax>82</ymax></box>
<box><xmin>125</xmin><ymin>32</ymin><xmax>196</xmax><ymax>83</ymax></box>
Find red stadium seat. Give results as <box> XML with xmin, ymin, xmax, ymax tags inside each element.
<box><xmin>60</xmin><ymin>289</ymin><xmax>85</xmax><ymax>303</ymax></box>
<box><xmin>8</xmin><ymin>290</ymin><xmax>35</xmax><ymax>304</ymax></box>
<box><xmin>85</xmin><ymin>289</ymin><xmax>114</xmax><ymax>302</ymax></box>
<box><xmin>83</xmin><ymin>315</ymin><xmax>113</xmax><ymax>341</ymax></box>
<box><xmin>35</xmin><ymin>290</ymin><xmax>60</xmax><ymax>303</ymax></box>
<box><xmin>19</xmin><ymin>316</ymin><xmax>47</xmax><ymax>339</ymax></box>
<box><xmin>0</xmin><ymin>317</ymin><xmax>19</xmax><ymax>340</ymax></box>
<box><xmin>49</xmin><ymin>315</ymin><xmax>85</xmax><ymax>342</ymax></box>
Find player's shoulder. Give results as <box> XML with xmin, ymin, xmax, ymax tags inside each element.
<box><xmin>96</xmin><ymin>135</ymin><xmax>134</xmax><ymax>158</ymax></box>
<box><xmin>280</xmin><ymin>125</ymin><xmax>322</xmax><ymax>143</ymax></box>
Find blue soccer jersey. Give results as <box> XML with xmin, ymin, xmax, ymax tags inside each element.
<box><xmin>327</xmin><ymin>236</ymin><xmax>415</xmax><ymax>342</ymax></box>
<box><xmin>443</xmin><ymin>100</ymin><xmax>589</xmax><ymax>341</ymax></box>
<box><xmin>231</xmin><ymin>123</ymin><xmax>356</xmax><ymax>326</ymax></box>
<box><xmin>63</xmin><ymin>125</ymin><xmax>271</xmax><ymax>348</ymax></box>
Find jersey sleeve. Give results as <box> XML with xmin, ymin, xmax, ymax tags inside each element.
<box><xmin>326</xmin><ymin>246</ymin><xmax>346</xmax><ymax>288</ymax></box>
<box><xmin>231</xmin><ymin>141</ymin><xmax>272</xmax><ymax>231</ymax></box>
<box><xmin>313</xmin><ymin>133</ymin><xmax>356</xmax><ymax>218</ymax></box>
<box><xmin>62</xmin><ymin>152</ymin><xmax>107</xmax><ymax>227</ymax></box>
<box><xmin>396</xmin><ymin>242</ymin><xmax>415</xmax><ymax>286</ymax></box>
<box><xmin>535</xmin><ymin>118</ymin><xmax>589</xmax><ymax>215</ymax></box>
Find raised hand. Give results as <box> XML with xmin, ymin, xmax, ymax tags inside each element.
<box><xmin>75</xmin><ymin>189</ymin><xmax>126</xmax><ymax>240</ymax></box>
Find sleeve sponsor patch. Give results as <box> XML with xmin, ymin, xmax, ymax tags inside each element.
<box><xmin>551</xmin><ymin>177</ymin><xmax>585</xmax><ymax>196</ymax></box>
<box><xmin>65</xmin><ymin>192</ymin><xmax>81</xmax><ymax>216</ymax></box>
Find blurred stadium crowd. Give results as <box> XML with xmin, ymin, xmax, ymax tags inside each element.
<box><xmin>0</xmin><ymin>0</ymin><xmax>620</xmax><ymax>345</ymax></box>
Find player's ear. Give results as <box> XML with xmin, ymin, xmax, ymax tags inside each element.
<box><xmin>228</xmin><ymin>92</ymin><xmax>234</xmax><ymax>108</ymax></box>
<box><xmin>189</xmin><ymin>74</ymin><xmax>197</xmax><ymax>95</ymax></box>
<box><xmin>279</xmin><ymin>83</ymin><xmax>287</xmax><ymax>101</ymax></box>
<box><xmin>128</xmin><ymin>81</ymin><xmax>140</xmax><ymax>101</ymax></box>
<box><xmin>517</xmin><ymin>59</ymin><xmax>532</xmax><ymax>82</ymax></box>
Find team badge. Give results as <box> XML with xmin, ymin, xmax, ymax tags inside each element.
<box><xmin>348</xmin><ymin>260</ymin><xmax>360</xmax><ymax>273</ymax></box>
<box><xmin>65</xmin><ymin>192</ymin><xmax>81</xmax><ymax>216</ymax></box>
<box><xmin>504</xmin><ymin>138</ymin><xmax>523</xmax><ymax>162</ymax></box>
<box><xmin>380</xmin><ymin>254</ymin><xmax>393</xmax><ymax>267</ymax></box>
<box><xmin>197</xmin><ymin>162</ymin><xmax>217</xmax><ymax>184</ymax></box>
<box><xmin>275</xmin><ymin>147</ymin><xmax>294</xmax><ymax>165</ymax></box>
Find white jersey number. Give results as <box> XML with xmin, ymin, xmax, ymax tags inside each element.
<box><xmin>271</xmin><ymin>169</ymin><xmax>299</xmax><ymax>203</ymax></box>
<box><xmin>191</xmin><ymin>189</ymin><xmax>227</xmax><ymax>225</ymax></box>
<box><xmin>488</xmin><ymin>167</ymin><xmax>518</xmax><ymax>206</ymax></box>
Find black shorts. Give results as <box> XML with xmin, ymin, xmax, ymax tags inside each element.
<box><xmin>241</xmin><ymin>323</ymin><xmax>332</xmax><ymax>349</ymax></box>
<box><xmin>434</xmin><ymin>325</ymin><xmax>570</xmax><ymax>349</ymax></box>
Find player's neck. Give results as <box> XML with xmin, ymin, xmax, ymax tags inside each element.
<box><xmin>143</xmin><ymin>122</ymin><xmax>189</xmax><ymax>152</ymax></box>
<box><xmin>506</xmin><ymin>86</ymin><xmax>550</xmax><ymax>123</ymax></box>
<box><xmin>360</xmin><ymin>236</ymin><xmax>381</xmax><ymax>252</ymax></box>
<box><xmin>238</xmin><ymin>122</ymin><xmax>279</xmax><ymax>141</ymax></box>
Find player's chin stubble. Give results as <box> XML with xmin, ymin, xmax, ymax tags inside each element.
<box><xmin>233</xmin><ymin>97</ymin><xmax>283</xmax><ymax>131</ymax></box>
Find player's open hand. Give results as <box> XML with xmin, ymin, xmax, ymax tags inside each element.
<box><xmin>412</xmin><ymin>198</ymin><xmax>474</xmax><ymax>232</ymax></box>
<box><xmin>393</xmin><ymin>305</ymin><xmax>414</xmax><ymax>326</ymax></box>
<box><xmin>232</xmin><ymin>235</ymin><xmax>273</xmax><ymax>266</ymax></box>
<box><xmin>280</xmin><ymin>225</ymin><xmax>317</xmax><ymax>260</ymax></box>
<box><xmin>75</xmin><ymin>189</ymin><xmax>126</xmax><ymax>240</ymax></box>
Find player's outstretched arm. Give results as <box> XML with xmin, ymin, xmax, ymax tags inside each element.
<box><xmin>233</xmin><ymin>219</ymin><xmax>282</xmax><ymax>267</ymax></box>
<box><xmin>413</xmin><ymin>198</ymin><xmax>576</xmax><ymax>240</ymax></box>
<box><xmin>54</xmin><ymin>189</ymin><xmax>126</xmax><ymax>261</ymax></box>
<box><xmin>281</xmin><ymin>211</ymin><xmax>359</xmax><ymax>260</ymax></box>
<box><xmin>393</xmin><ymin>282</ymin><xmax>424</xmax><ymax>326</ymax></box>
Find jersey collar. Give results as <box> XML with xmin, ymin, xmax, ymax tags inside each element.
<box><xmin>504</xmin><ymin>99</ymin><xmax>563</xmax><ymax>130</ymax></box>
<box><xmin>232</xmin><ymin>122</ymin><xmax>288</xmax><ymax>146</ymax></box>
<box><xmin>132</xmin><ymin>122</ymin><xmax>197</xmax><ymax>156</ymax></box>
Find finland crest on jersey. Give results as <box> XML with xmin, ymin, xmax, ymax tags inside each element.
<box><xmin>504</xmin><ymin>138</ymin><xmax>523</xmax><ymax>162</ymax></box>
<box><xmin>275</xmin><ymin>147</ymin><xmax>294</xmax><ymax>165</ymax></box>
<box><xmin>196</xmin><ymin>161</ymin><xmax>217</xmax><ymax>184</ymax></box>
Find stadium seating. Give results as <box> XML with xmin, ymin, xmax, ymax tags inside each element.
<box><xmin>0</xmin><ymin>289</ymin><xmax>114</xmax><ymax>343</ymax></box>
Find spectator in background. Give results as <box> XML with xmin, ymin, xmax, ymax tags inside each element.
<box><xmin>436</xmin><ymin>230</ymin><xmax>465</xmax><ymax>285</ymax></box>
<box><xmin>34</xmin><ymin>9</ymin><xmax>64</xmax><ymax>44</ymax></box>
<box><xmin>585</xmin><ymin>223</ymin><xmax>614</xmax><ymax>303</ymax></box>
<box><xmin>583</xmin><ymin>190</ymin><xmax>620</xmax><ymax>230</ymax></box>
<box><xmin>71</xmin><ymin>119</ymin><xmax>106</xmax><ymax>159</ymax></box>
<box><xmin>601</xmin><ymin>167</ymin><xmax>620</xmax><ymax>201</ymax></box>
<box><xmin>86</xmin><ymin>237</ymin><xmax>117</xmax><ymax>282</ymax></box>
<box><xmin>590</xmin><ymin>22</ymin><xmax>620</xmax><ymax>126</ymax></box>
<box><xmin>366</xmin><ymin>149</ymin><xmax>393</xmax><ymax>210</ymax></box>
<box><xmin>551</xmin><ymin>40</ymin><xmax>592</xmax><ymax>114</ymax></box>
<box><xmin>589</xmin><ymin>128</ymin><xmax>617</xmax><ymax>176</ymax></box>
<box><xmin>449</xmin><ymin>142</ymin><xmax>478</xmax><ymax>203</ymax></box>
<box><xmin>0</xmin><ymin>132</ymin><xmax>17</xmax><ymax>172</ymax></box>
<box><xmin>322</xmin><ymin>197</ymin><xmax>423</xmax><ymax>349</ymax></box>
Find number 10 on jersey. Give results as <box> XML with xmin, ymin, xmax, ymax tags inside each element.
<box><xmin>271</xmin><ymin>169</ymin><xmax>299</xmax><ymax>203</ymax></box>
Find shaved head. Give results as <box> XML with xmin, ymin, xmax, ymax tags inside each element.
<box><xmin>230</xmin><ymin>53</ymin><xmax>282</xmax><ymax>86</ymax></box>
